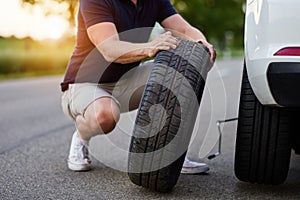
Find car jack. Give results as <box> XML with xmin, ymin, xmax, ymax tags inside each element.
<box><xmin>208</xmin><ymin>118</ymin><xmax>238</xmax><ymax>160</ymax></box>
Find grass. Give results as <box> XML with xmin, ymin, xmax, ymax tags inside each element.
<box><xmin>0</xmin><ymin>37</ymin><xmax>244</xmax><ymax>81</ymax></box>
<box><xmin>0</xmin><ymin>37</ymin><xmax>74</xmax><ymax>80</ymax></box>
<box><xmin>0</xmin><ymin>71</ymin><xmax>65</xmax><ymax>81</ymax></box>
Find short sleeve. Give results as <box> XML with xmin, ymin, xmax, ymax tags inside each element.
<box><xmin>156</xmin><ymin>0</ymin><xmax>178</xmax><ymax>23</ymax></box>
<box><xmin>80</xmin><ymin>0</ymin><xmax>114</xmax><ymax>29</ymax></box>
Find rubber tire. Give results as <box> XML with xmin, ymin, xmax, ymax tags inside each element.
<box><xmin>128</xmin><ymin>39</ymin><xmax>211</xmax><ymax>192</ymax></box>
<box><xmin>291</xmin><ymin>109</ymin><xmax>300</xmax><ymax>154</ymax></box>
<box><xmin>234</xmin><ymin>64</ymin><xmax>292</xmax><ymax>185</ymax></box>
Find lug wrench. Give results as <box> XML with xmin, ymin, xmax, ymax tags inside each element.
<box><xmin>208</xmin><ymin>118</ymin><xmax>238</xmax><ymax>160</ymax></box>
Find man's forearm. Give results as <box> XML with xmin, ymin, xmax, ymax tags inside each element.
<box><xmin>98</xmin><ymin>40</ymin><xmax>151</xmax><ymax>64</ymax></box>
<box><xmin>181</xmin><ymin>26</ymin><xmax>207</xmax><ymax>43</ymax></box>
<box><xmin>87</xmin><ymin>23</ymin><xmax>178</xmax><ymax>64</ymax></box>
<box><xmin>96</xmin><ymin>32</ymin><xmax>178</xmax><ymax>64</ymax></box>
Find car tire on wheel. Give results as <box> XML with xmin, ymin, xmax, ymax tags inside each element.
<box><xmin>234</xmin><ymin>65</ymin><xmax>292</xmax><ymax>185</ymax></box>
<box><xmin>128</xmin><ymin>39</ymin><xmax>211</xmax><ymax>192</ymax></box>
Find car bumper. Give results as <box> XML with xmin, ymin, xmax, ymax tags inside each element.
<box><xmin>267</xmin><ymin>62</ymin><xmax>300</xmax><ymax>107</ymax></box>
<box><xmin>246</xmin><ymin>57</ymin><xmax>300</xmax><ymax>106</ymax></box>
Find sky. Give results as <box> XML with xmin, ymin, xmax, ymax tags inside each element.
<box><xmin>0</xmin><ymin>0</ymin><xmax>70</xmax><ymax>40</ymax></box>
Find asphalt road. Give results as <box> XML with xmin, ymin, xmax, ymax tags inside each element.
<box><xmin>1</xmin><ymin>58</ymin><xmax>300</xmax><ymax>199</ymax></box>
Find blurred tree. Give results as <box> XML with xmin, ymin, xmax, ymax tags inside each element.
<box><xmin>172</xmin><ymin>0</ymin><xmax>245</xmax><ymax>50</ymax></box>
<box><xmin>23</xmin><ymin>0</ymin><xmax>245</xmax><ymax>50</ymax></box>
<box><xmin>22</xmin><ymin>0</ymin><xmax>78</xmax><ymax>27</ymax></box>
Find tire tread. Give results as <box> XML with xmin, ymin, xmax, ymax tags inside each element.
<box><xmin>128</xmin><ymin>39</ymin><xmax>210</xmax><ymax>192</ymax></box>
<box><xmin>234</xmin><ymin>65</ymin><xmax>291</xmax><ymax>185</ymax></box>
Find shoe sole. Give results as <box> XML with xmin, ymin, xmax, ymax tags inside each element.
<box><xmin>68</xmin><ymin>161</ymin><xmax>92</xmax><ymax>172</ymax></box>
<box><xmin>180</xmin><ymin>166</ymin><xmax>210</xmax><ymax>174</ymax></box>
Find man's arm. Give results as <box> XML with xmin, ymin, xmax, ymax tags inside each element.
<box><xmin>161</xmin><ymin>14</ymin><xmax>216</xmax><ymax>62</ymax></box>
<box><xmin>87</xmin><ymin>22</ymin><xmax>178</xmax><ymax>64</ymax></box>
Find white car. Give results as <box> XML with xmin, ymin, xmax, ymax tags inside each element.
<box><xmin>234</xmin><ymin>0</ymin><xmax>300</xmax><ymax>184</ymax></box>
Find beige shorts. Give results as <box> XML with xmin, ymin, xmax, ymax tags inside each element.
<box><xmin>61</xmin><ymin>61</ymin><xmax>153</xmax><ymax>121</ymax></box>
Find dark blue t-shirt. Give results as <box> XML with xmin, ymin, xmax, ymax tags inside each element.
<box><xmin>61</xmin><ymin>0</ymin><xmax>177</xmax><ymax>91</ymax></box>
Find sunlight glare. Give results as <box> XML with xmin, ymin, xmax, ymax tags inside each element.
<box><xmin>46</xmin><ymin>16</ymin><xmax>68</xmax><ymax>40</ymax></box>
<box><xmin>0</xmin><ymin>0</ymin><xmax>70</xmax><ymax>41</ymax></box>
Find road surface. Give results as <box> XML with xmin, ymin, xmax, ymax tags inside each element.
<box><xmin>1</xmin><ymin>58</ymin><xmax>300</xmax><ymax>199</ymax></box>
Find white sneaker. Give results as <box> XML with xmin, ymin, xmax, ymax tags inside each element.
<box><xmin>181</xmin><ymin>157</ymin><xmax>209</xmax><ymax>174</ymax></box>
<box><xmin>67</xmin><ymin>131</ymin><xmax>92</xmax><ymax>171</ymax></box>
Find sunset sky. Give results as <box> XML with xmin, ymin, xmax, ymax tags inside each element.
<box><xmin>0</xmin><ymin>0</ymin><xmax>70</xmax><ymax>40</ymax></box>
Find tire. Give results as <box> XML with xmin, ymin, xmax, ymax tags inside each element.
<box><xmin>291</xmin><ymin>109</ymin><xmax>300</xmax><ymax>154</ymax></box>
<box><xmin>234</xmin><ymin>64</ymin><xmax>292</xmax><ymax>185</ymax></box>
<box><xmin>128</xmin><ymin>39</ymin><xmax>211</xmax><ymax>192</ymax></box>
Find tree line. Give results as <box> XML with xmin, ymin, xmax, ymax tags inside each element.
<box><xmin>23</xmin><ymin>0</ymin><xmax>245</xmax><ymax>50</ymax></box>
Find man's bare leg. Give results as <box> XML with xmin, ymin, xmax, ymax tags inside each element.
<box><xmin>75</xmin><ymin>97</ymin><xmax>120</xmax><ymax>141</ymax></box>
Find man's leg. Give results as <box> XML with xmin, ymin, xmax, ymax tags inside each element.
<box><xmin>76</xmin><ymin>97</ymin><xmax>120</xmax><ymax>141</ymax></box>
<box><xmin>62</xmin><ymin>83</ymin><xmax>121</xmax><ymax>171</ymax></box>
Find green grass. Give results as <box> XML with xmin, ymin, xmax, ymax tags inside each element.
<box><xmin>0</xmin><ymin>37</ymin><xmax>244</xmax><ymax>81</ymax></box>
<box><xmin>0</xmin><ymin>37</ymin><xmax>74</xmax><ymax>79</ymax></box>
<box><xmin>0</xmin><ymin>71</ymin><xmax>65</xmax><ymax>81</ymax></box>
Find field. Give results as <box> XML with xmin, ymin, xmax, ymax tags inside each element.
<box><xmin>0</xmin><ymin>37</ymin><xmax>74</xmax><ymax>80</ymax></box>
<box><xmin>0</xmin><ymin>37</ymin><xmax>243</xmax><ymax>80</ymax></box>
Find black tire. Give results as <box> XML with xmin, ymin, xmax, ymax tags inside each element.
<box><xmin>291</xmin><ymin>109</ymin><xmax>300</xmax><ymax>154</ymax></box>
<box><xmin>234</xmin><ymin>64</ymin><xmax>292</xmax><ymax>185</ymax></box>
<box><xmin>128</xmin><ymin>39</ymin><xmax>211</xmax><ymax>192</ymax></box>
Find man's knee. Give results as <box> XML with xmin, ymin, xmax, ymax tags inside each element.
<box><xmin>85</xmin><ymin>97</ymin><xmax>120</xmax><ymax>134</ymax></box>
<box><xmin>95</xmin><ymin>105</ymin><xmax>119</xmax><ymax>134</ymax></box>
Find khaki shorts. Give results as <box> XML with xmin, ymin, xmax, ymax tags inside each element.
<box><xmin>61</xmin><ymin>61</ymin><xmax>153</xmax><ymax>121</ymax></box>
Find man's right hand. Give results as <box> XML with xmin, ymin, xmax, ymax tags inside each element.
<box><xmin>147</xmin><ymin>31</ymin><xmax>179</xmax><ymax>57</ymax></box>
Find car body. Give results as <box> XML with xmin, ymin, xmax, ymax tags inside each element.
<box><xmin>245</xmin><ymin>0</ymin><xmax>300</xmax><ymax>106</ymax></box>
<box><xmin>234</xmin><ymin>0</ymin><xmax>300</xmax><ymax>185</ymax></box>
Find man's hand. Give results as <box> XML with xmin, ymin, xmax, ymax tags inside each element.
<box><xmin>147</xmin><ymin>31</ymin><xmax>179</xmax><ymax>57</ymax></box>
<box><xmin>197</xmin><ymin>39</ymin><xmax>217</xmax><ymax>63</ymax></box>
<box><xmin>161</xmin><ymin>14</ymin><xmax>217</xmax><ymax>63</ymax></box>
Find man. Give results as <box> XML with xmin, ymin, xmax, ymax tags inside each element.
<box><xmin>61</xmin><ymin>0</ymin><xmax>216</xmax><ymax>174</ymax></box>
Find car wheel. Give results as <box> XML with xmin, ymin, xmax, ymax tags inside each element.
<box><xmin>291</xmin><ymin>109</ymin><xmax>300</xmax><ymax>154</ymax></box>
<box><xmin>128</xmin><ymin>39</ymin><xmax>211</xmax><ymax>192</ymax></box>
<box><xmin>234</xmin><ymin>64</ymin><xmax>292</xmax><ymax>184</ymax></box>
